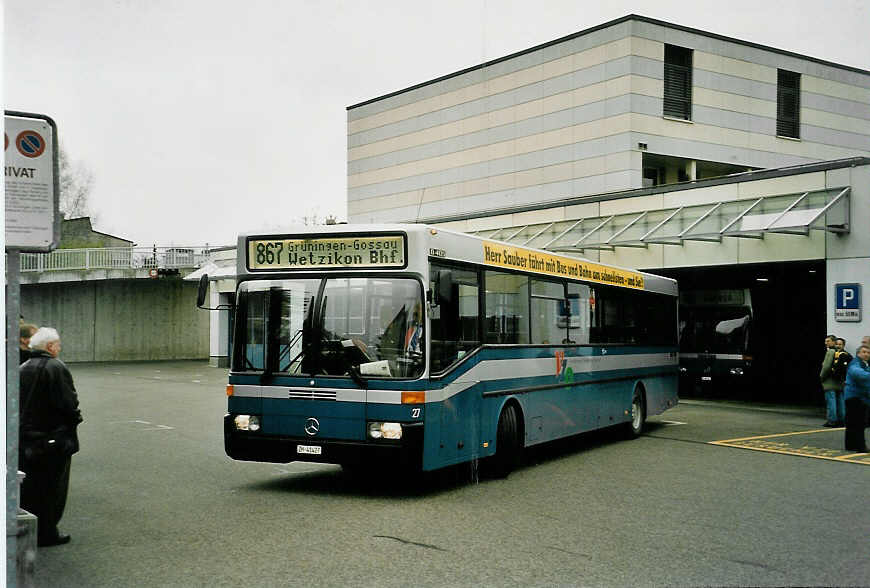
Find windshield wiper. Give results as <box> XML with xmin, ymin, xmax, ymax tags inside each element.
<box><xmin>277</xmin><ymin>329</ymin><xmax>302</xmax><ymax>363</ymax></box>
<box><xmin>279</xmin><ymin>329</ymin><xmax>305</xmax><ymax>371</ymax></box>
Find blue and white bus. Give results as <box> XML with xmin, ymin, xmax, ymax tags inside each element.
<box><xmin>210</xmin><ymin>224</ymin><xmax>679</xmax><ymax>476</ymax></box>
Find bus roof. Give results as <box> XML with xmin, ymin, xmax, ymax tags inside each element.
<box><xmin>237</xmin><ymin>223</ymin><xmax>677</xmax><ymax>296</ymax></box>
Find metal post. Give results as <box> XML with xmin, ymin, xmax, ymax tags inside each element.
<box><xmin>7</xmin><ymin>249</ymin><xmax>21</xmax><ymax>587</ymax></box>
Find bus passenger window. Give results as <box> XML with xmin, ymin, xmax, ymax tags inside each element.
<box><xmin>531</xmin><ymin>279</ymin><xmax>564</xmax><ymax>344</ymax></box>
<box><xmin>429</xmin><ymin>264</ymin><xmax>480</xmax><ymax>372</ymax></box>
<box><xmin>485</xmin><ymin>271</ymin><xmax>529</xmax><ymax>344</ymax></box>
<box><xmin>593</xmin><ymin>287</ymin><xmax>626</xmax><ymax>344</ymax></box>
<box><xmin>565</xmin><ymin>283</ymin><xmax>591</xmax><ymax>344</ymax></box>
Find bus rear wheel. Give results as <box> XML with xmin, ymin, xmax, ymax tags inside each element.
<box><xmin>490</xmin><ymin>403</ymin><xmax>521</xmax><ymax>478</ymax></box>
<box><xmin>624</xmin><ymin>389</ymin><xmax>645</xmax><ymax>439</ymax></box>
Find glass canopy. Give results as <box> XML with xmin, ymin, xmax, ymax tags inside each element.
<box><xmin>475</xmin><ymin>187</ymin><xmax>850</xmax><ymax>252</ymax></box>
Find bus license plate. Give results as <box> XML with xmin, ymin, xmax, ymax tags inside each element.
<box><xmin>297</xmin><ymin>445</ymin><xmax>322</xmax><ymax>455</ymax></box>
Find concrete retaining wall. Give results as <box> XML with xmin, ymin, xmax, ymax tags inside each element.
<box><xmin>20</xmin><ymin>279</ymin><xmax>209</xmax><ymax>362</ymax></box>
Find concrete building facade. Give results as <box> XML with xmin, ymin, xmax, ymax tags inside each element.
<box><xmin>347</xmin><ymin>15</ymin><xmax>870</xmax><ymax>224</ymax></box>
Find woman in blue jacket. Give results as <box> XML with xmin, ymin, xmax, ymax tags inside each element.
<box><xmin>843</xmin><ymin>344</ymin><xmax>870</xmax><ymax>453</ymax></box>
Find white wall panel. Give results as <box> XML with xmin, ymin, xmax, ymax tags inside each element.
<box><xmin>826</xmin><ymin>257</ymin><xmax>870</xmax><ymax>346</ymax></box>
<box><xmin>600</xmin><ymin>243</ymin><xmax>665</xmax><ymax>270</ymax></box>
<box><xmin>803</xmin><ymin>109</ymin><xmax>870</xmax><ymax>136</ymax></box>
<box><xmin>803</xmin><ymin>75</ymin><xmax>870</xmax><ymax>104</ymax></box>
<box><xmin>663</xmin><ymin>238</ymin><xmax>739</xmax><ymax>268</ymax></box>
<box><xmin>663</xmin><ymin>183</ymin><xmax>740</xmax><ymax>207</ymax></box>
<box><xmin>736</xmin><ymin>172</ymin><xmax>826</xmax><ymax>198</ymax></box>
<box><xmin>737</xmin><ymin>230</ymin><xmax>825</xmax><ymax>264</ymax></box>
<box><xmin>600</xmin><ymin>194</ymin><xmax>665</xmax><ymax>216</ymax></box>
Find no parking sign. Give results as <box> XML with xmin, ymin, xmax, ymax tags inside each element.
<box><xmin>4</xmin><ymin>110</ymin><xmax>60</xmax><ymax>251</ymax></box>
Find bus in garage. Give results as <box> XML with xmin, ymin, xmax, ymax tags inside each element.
<box><xmin>678</xmin><ymin>289</ymin><xmax>754</xmax><ymax>397</ymax></box>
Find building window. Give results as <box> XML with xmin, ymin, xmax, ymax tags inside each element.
<box><xmin>663</xmin><ymin>45</ymin><xmax>692</xmax><ymax>120</ymax></box>
<box><xmin>777</xmin><ymin>69</ymin><xmax>800</xmax><ymax>139</ymax></box>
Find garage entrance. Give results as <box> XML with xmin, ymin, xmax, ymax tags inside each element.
<box><xmin>653</xmin><ymin>260</ymin><xmax>826</xmax><ymax>405</ymax></box>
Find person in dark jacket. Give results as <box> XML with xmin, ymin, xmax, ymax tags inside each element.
<box><xmin>19</xmin><ymin>323</ymin><xmax>38</xmax><ymax>364</ymax></box>
<box><xmin>843</xmin><ymin>344</ymin><xmax>870</xmax><ymax>453</ymax></box>
<box><xmin>19</xmin><ymin>327</ymin><xmax>82</xmax><ymax>547</ymax></box>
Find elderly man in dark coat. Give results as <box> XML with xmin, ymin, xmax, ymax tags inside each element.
<box><xmin>19</xmin><ymin>327</ymin><xmax>82</xmax><ymax>547</ymax></box>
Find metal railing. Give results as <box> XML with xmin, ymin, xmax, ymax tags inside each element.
<box><xmin>20</xmin><ymin>246</ymin><xmax>213</xmax><ymax>273</ymax></box>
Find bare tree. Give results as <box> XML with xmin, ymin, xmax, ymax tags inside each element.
<box><xmin>58</xmin><ymin>146</ymin><xmax>95</xmax><ymax>220</ymax></box>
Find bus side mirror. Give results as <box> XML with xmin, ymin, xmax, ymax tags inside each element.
<box><xmin>434</xmin><ymin>270</ymin><xmax>453</xmax><ymax>306</ymax></box>
<box><xmin>196</xmin><ymin>274</ymin><xmax>235</xmax><ymax>311</ymax></box>
<box><xmin>196</xmin><ymin>274</ymin><xmax>209</xmax><ymax>308</ymax></box>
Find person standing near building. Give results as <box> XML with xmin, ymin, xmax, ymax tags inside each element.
<box><xmin>19</xmin><ymin>323</ymin><xmax>38</xmax><ymax>364</ymax></box>
<box><xmin>827</xmin><ymin>338</ymin><xmax>853</xmax><ymax>426</ymax></box>
<box><xmin>19</xmin><ymin>327</ymin><xmax>83</xmax><ymax>547</ymax></box>
<box><xmin>843</xmin><ymin>344</ymin><xmax>870</xmax><ymax>453</ymax></box>
<box><xmin>819</xmin><ymin>335</ymin><xmax>840</xmax><ymax>427</ymax></box>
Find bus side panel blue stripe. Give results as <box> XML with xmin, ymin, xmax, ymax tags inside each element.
<box><xmin>423</xmin><ymin>366</ymin><xmax>677</xmax><ymax>470</ymax></box>
<box><xmin>226</xmin><ymin>346</ymin><xmax>677</xmax><ymax>389</ymax></box>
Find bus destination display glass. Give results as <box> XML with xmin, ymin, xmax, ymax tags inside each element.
<box><xmin>247</xmin><ymin>235</ymin><xmax>406</xmax><ymax>270</ymax></box>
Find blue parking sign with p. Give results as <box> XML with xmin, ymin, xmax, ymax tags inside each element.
<box><xmin>835</xmin><ymin>283</ymin><xmax>861</xmax><ymax>322</ymax></box>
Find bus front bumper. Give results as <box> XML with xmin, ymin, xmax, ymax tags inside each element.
<box><xmin>224</xmin><ymin>415</ymin><xmax>424</xmax><ymax>468</ymax></box>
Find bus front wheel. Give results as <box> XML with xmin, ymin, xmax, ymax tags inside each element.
<box><xmin>624</xmin><ymin>388</ymin><xmax>645</xmax><ymax>439</ymax></box>
<box><xmin>490</xmin><ymin>403</ymin><xmax>521</xmax><ymax>478</ymax></box>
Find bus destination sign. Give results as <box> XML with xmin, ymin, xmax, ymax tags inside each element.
<box><xmin>248</xmin><ymin>235</ymin><xmax>406</xmax><ymax>270</ymax></box>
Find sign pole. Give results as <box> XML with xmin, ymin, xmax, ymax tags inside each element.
<box><xmin>5</xmin><ymin>111</ymin><xmax>59</xmax><ymax>586</ymax></box>
<box><xmin>6</xmin><ymin>249</ymin><xmax>21</xmax><ymax>588</ymax></box>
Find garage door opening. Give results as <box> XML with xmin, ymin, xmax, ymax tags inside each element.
<box><xmin>652</xmin><ymin>261</ymin><xmax>826</xmax><ymax>405</ymax></box>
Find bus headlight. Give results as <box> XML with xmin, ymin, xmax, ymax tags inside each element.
<box><xmin>234</xmin><ymin>414</ymin><xmax>260</xmax><ymax>431</ymax></box>
<box><xmin>368</xmin><ymin>422</ymin><xmax>403</xmax><ymax>440</ymax></box>
<box><xmin>730</xmin><ymin>368</ymin><xmax>744</xmax><ymax>376</ymax></box>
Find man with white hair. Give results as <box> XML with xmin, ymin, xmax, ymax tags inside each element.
<box><xmin>19</xmin><ymin>327</ymin><xmax>82</xmax><ymax>547</ymax></box>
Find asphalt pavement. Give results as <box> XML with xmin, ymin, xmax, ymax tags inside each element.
<box><xmin>26</xmin><ymin>361</ymin><xmax>870</xmax><ymax>587</ymax></box>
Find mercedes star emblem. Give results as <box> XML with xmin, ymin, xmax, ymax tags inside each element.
<box><xmin>304</xmin><ymin>417</ymin><xmax>320</xmax><ymax>436</ymax></box>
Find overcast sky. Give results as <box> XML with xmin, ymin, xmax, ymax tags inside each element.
<box><xmin>5</xmin><ymin>0</ymin><xmax>869</xmax><ymax>247</ymax></box>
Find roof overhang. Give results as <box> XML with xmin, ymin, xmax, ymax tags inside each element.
<box><xmin>473</xmin><ymin>187</ymin><xmax>850</xmax><ymax>252</ymax></box>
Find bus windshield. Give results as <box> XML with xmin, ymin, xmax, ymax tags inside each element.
<box><xmin>234</xmin><ymin>277</ymin><xmax>424</xmax><ymax>379</ymax></box>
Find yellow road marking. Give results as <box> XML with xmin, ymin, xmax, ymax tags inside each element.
<box><xmin>836</xmin><ymin>453</ymin><xmax>870</xmax><ymax>461</ymax></box>
<box><xmin>712</xmin><ymin>428</ymin><xmax>840</xmax><ymax>444</ymax></box>
<box><xmin>709</xmin><ymin>428</ymin><xmax>868</xmax><ymax>465</ymax></box>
